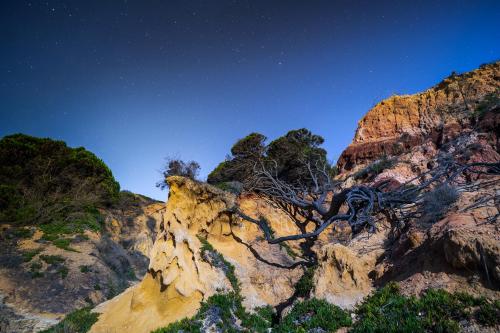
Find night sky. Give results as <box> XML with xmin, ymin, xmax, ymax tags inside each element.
<box><xmin>1</xmin><ymin>1</ymin><xmax>499</xmax><ymax>200</ymax></box>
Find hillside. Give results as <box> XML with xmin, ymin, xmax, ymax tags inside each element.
<box><xmin>0</xmin><ymin>134</ymin><xmax>165</xmax><ymax>332</ymax></box>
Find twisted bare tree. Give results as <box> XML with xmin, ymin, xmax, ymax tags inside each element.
<box><xmin>229</xmin><ymin>151</ymin><xmax>499</xmax><ymax>249</ymax></box>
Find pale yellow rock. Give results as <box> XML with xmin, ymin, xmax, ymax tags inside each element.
<box><xmin>90</xmin><ymin>177</ymin><xmax>233</xmax><ymax>333</ymax></box>
<box><xmin>91</xmin><ymin>176</ymin><xmax>303</xmax><ymax>333</ymax></box>
<box><xmin>312</xmin><ymin>243</ymin><xmax>374</xmax><ymax>309</ymax></box>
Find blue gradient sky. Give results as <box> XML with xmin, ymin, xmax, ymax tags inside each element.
<box><xmin>1</xmin><ymin>1</ymin><xmax>499</xmax><ymax>200</ymax></box>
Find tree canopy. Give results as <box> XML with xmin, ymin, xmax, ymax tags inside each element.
<box><xmin>207</xmin><ymin>128</ymin><xmax>334</xmax><ymax>186</ymax></box>
<box><xmin>0</xmin><ymin>133</ymin><xmax>120</xmax><ymax>225</ymax></box>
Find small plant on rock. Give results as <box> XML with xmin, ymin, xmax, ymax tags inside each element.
<box><xmin>420</xmin><ymin>184</ymin><xmax>459</xmax><ymax>224</ymax></box>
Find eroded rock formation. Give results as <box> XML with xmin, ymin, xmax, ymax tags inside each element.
<box><xmin>338</xmin><ymin>62</ymin><xmax>499</xmax><ymax>171</ymax></box>
<box><xmin>91</xmin><ymin>177</ymin><xmax>304</xmax><ymax>333</ymax></box>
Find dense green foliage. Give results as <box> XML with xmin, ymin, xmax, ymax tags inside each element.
<box><xmin>277</xmin><ymin>298</ymin><xmax>352</xmax><ymax>333</ymax></box>
<box><xmin>352</xmin><ymin>282</ymin><xmax>499</xmax><ymax>333</ymax></box>
<box><xmin>207</xmin><ymin>132</ymin><xmax>266</xmax><ymax>184</ymax></box>
<box><xmin>207</xmin><ymin>129</ymin><xmax>335</xmax><ymax>187</ymax></box>
<box><xmin>22</xmin><ymin>248</ymin><xmax>42</xmax><ymax>262</ymax></box>
<box><xmin>40</xmin><ymin>307</ymin><xmax>99</xmax><ymax>333</ymax></box>
<box><xmin>0</xmin><ymin>134</ymin><xmax>120</xmax><ymax>250</ymax></box>
<box><xmin>0</xmin><ymin>134</ymin><xmax>120</xmax><ymax>227</ymax></box>
<box><xmin>295</xmin><ymin>265</ymin><xmax>316</xmax><ymax>298</ymax></box>
<box><xmin>266</xmin><ymin>128</ymin><xmax>331</xmax><ymax>186</ymax></box>
<box><xmin>152</xmin><ymin>292</ymin><xmax>274</xmax><ymax>333</ymax></box>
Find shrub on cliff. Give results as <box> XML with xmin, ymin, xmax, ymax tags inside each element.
<box><xmin>156</xmin><ymin>157</ymin><xmax>200</xmax><ymax>190</ymax></box>
<box><xmin>353</xmin><ymin>155</ymin><xmax>395</xmax><ymax>180</ymax></box>
<box><xmin>0</xmin><ymin>134</ymin><xmax>120</xmax><ymax>228</ymax></box>
<box><xmin>420</xmin><ymin>184</ymin><xmax>459</xmax><ymax>224</ymax></box>
<box><xmin>40</xmin><ymin>307</ymin><xmax>99</xmax><ymax>333</ymax></box>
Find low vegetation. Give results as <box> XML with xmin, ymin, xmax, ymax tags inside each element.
<box><xmin>277</xmin><ymin>298</ymin><xmax>352</xmax><ymax>333</ymax></box>
<box><xmin>40</xmin><ymin>254</ymin><xmax>65</xmax><ymax>265</ymax></box>
<box><xmin>419</xmin><ymin>184</ymin><xmax>459</xmax><ymax>224</ymax></box>
<box><xmin>40</xmin><ymin>307</ymin><xmax>99</xmax><ymax>333</ymax></box>
<box><xmin>198</xmin><ymin>235</ymin><xmax>240</xmax><ymax>293</ymax></box>
<box><xmin>473</xmin><ymin>91</ymin><xmax>500</xmax><ymax>120</ymax></box>
<box><xmin>22</xmin><ymin>248</ymin><xmax>42</xmax><ymax>262</ymax></box>
<box><xmin>294</xmin><ymin>265</ymin><xmax>316</xmax><ymax>298</ymax></box>
<box><xmin>352</xmin><ymin>282</ymin><xmax>500</xmax><ymax>332</ymax></box>
<box><xmin>353</xmin><ymin>155</ymin><xmax>395</xmax><ymax>180</ymax></box>
<box><xmin>152</xmin><ymin>281</ymin><xmax>499</xmax><ymax>333</ymax></box>
<box><xmin>29</xmin><ymin>261</ymin><xmax>43</xmax><ymax>278</ymax></box>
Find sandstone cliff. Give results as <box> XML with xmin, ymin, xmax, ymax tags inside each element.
<box><xmin>91</xmin><ymin>62</ymin><xmax>499</xmax><ymax>332</ymax></box>
<box><xmin>338</xmin><ymin>61</ymin><xmax>499</xmax><ymax>171</ymax></box>
<box><xmin>90</xmin><ymin>176</ymin><xmax>305</xmax><ymax>333</ymax></box>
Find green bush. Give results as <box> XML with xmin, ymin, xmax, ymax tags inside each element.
<box><xmin>10</xmin><ymin>227</ymin><xmax>34</xmax><ymax>238</ymax></box>
<box><xmin>476</xmin><ymin>300</ymin><xmax>500</xmax><ymax>326</ymax></box>
<box><xmin>295</xmin><ymin>266</ymin><xmax>316</xmax><ymax>298</ymax></box>
<box><xmin>22</xmin><ymin>248</ymin><xmax>41</xmax><ymax>262</ymax></box>
<box><xmin>80</xmin><ymin>265</ymin><xmax>90</xmax><ymax>273</ymax></box>
<box><xmin>352</xmin><ymin>282</ymin><xmax>496</xmax><ymax>333</ymax></box>
<box><xmin>40</xmin><ymin>254</ymin><xmax>65</xmax><ymax>265</ymax></box>
<box><xmin>276</xmin><ymin>299</ymin><xmax>351</xmax><ymax>333</ymax></box>
<box><xmin>30</xmin><ymin>261</ymin><xmax>43</xmax><ymax>278</ymax></box>
<box><xmin>0</xmin><ymin>133</ymin><xmax>119</xmax><ymax>228</ymax></box>
<box><xmin>40</xmin><ymin>307</ymin><xmax>99</xmax><ymax>333</ymax></box>
<box><xmin>51</xmin><ymin>238</ymin><xmax>78</xmax><ymax>252</ymax></box>
<box><xmin>58</xmin><ymin>265</ymin><xmax>69</xmax><ymax>279</ymax></box>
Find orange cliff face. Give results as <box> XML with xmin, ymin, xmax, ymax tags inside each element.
<box><xmin>337</xmin><ymin>61</ymin><xmax>500</xmax><ymax>172</ymax></box>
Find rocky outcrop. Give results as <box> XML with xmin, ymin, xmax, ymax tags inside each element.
<box><xmin>312</xmin><ymin>244</ymin><xmax>373</xmax><ymax>309</ymax></box>
<box><xmin>432</xmin><ymin>213</ymin><xmax>500</xmax><ymax>284</ymax></box>
<box><xmin>91</xmin><ymin>177</ymin><xmax>304</xmax><ymax>333</ymax></box>
<box><xmin>338</xmin><ymin>61</ymin><xmax>500</xmax><ymax>171</ymax></box>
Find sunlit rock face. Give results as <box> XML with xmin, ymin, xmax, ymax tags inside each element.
<box><xmin>90</xmin><ymin>177</ymin><xmax>303</xmax><ymax>333</ymax></box>
<box><xmin>338</xmin><ymin>61</ymin><xmax>500</xmax><ymax>171</ymax></box>
<box><xmin>312</xmin><ymin>243</ymin><xmax>374</xmax><ymax>309</ymax></box>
